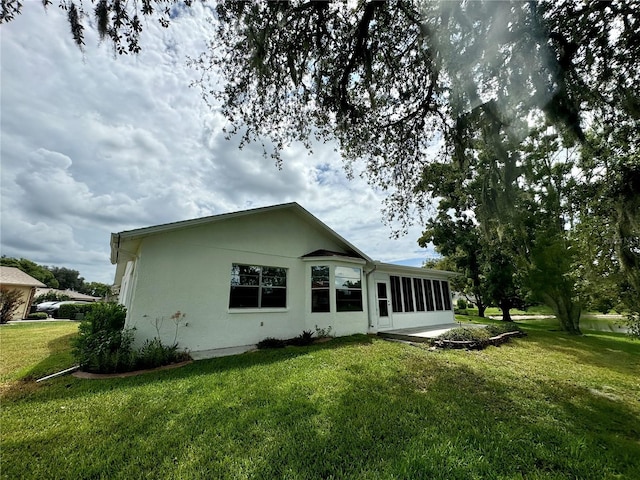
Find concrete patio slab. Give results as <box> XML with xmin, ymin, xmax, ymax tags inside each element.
<box><xmin>378</xmin><ymin>322</ymin><xmax>487</xmax><ymax>343</ymax></box>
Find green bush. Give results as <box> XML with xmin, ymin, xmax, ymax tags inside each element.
<box><xmin>74</xmin><ymin>304</ymin><xmax>190</xmax><ymax>373</ymax></box>
<box><xmin>73</xmin><ymin>303</ymin><xmax>133</xmax><ymax>373</ymax></box>
<box><xmin>75</xmin><ymin>327</ymin><xmax>137</xmax><ymax>373</ymax></box>
<box><xmin>57</xmin><ymin>303</ymin><xmax>96</xmax><ymax>320</ymax></box>
<box><xmin>457</xmin><ymin>298</ymin><xmax>468</xmax><ymax>310</ymax></box>
<box><xmin>288</xmin><ymin>330</ymin><xmax>315</xmax><ymax>346</ymax></box>
<box><xmin>438</xmin><ymin>327</ymin><xmax>491</xmax><ymax>342</ymax></box>
<box><xmin>26</xmin><ymin>312</ymin><xmax>48</xmax><ymax>320</ymax></box>
<box><xmin>33</xmin><ymin>292</ymin><xmax>71</xmax><ymax>304</ymax></box>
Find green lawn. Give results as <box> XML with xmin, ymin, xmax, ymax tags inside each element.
<box><xmin>1</xmin><ymin>322</ymin><xmax>639</xmax><ymax>479</ymax></box>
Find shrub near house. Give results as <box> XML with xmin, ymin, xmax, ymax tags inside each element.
<box><xmin>73</xmin><ymin>303</ymin><xmax>188</xmax><ymax>374</ymax></box>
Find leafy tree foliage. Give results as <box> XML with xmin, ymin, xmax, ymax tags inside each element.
<box><xmin>1</xmin><ymin>256</ymin><xmax>110</xmax><ymax>297</ymax></box>
<box><xmin>82</xmin><ymin>282</ymin><xmax>112</xmax><ymax>298</ymax></box>
<box><xmin>4</xmin><ymin>1</ymin><xmax>637</xmax><ymax>218</ymax></box>
<box><xmin>33</xmin><ymin>291</ymin><xmax>72</xmax><ymax>304</ymax></box>
<box><xmin>3</xmin><ymin>1</ymin><xmax>638</xmax><ymax>334</ymax></box>
<box><xmin>0</xmin><ymin>0</ymin><xmax>187</xmax><ymax>54</ymax></box>
<box><xmin>419</xmin><ymin>215</ymin><xmax>489</xmax><ymax>318</ymax></box>
<box><xmin>49</xmin><ymin>266</ymin><xmax>85</xmax><ymax>291</ymax></box>
<box><xmin>0</xmin><ymin>256</ymin><xmax>59</xmax><ymax>288</ymax></box>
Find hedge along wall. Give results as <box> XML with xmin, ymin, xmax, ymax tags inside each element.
<box><xmin>57</xmin><ymin>303</ymin><xmax>99</xmax><ymax>320</ymax></box>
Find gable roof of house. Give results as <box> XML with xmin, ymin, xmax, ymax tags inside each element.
<box><xmin>0</xmin><ymin>266</ymin><xmax>47</xmax><ymax>287</ymax></box>
<box><xmin>110</xmin><ymin>202</ymin><xmax>372</xmax><ymax>265</ymax></box>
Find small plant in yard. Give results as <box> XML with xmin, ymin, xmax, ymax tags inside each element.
<box><xmin>288</xmin><ymin>330</ymin><xmax>315</xmax><ymax>346</ymax></box>
<box><xmin>26</xmin><ymin>312</ymin><xmax>49</xmax><ymax>320</ymax></box>
<box><xmin>136</xmin><ymin>338</ymin><xmax>186</xmax><ymax>370</ymax></box>
<box><xmin>314</xmin><ymin>325</ymin><xmax>333</xmax><ymax>338</ymax></box>
<box><xmin>152</xmin><ymin>310</ymin><xmax>187</xmax><ymax>346</ymax></box>
<box><xmin>0</xmin><ymin>287</ymin><xmax>24</xmax><ymax>323</ymax></box>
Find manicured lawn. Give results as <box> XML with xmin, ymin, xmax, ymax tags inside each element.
<box><xmin>1</xmin><ymin>322</ymin><xmax>639</xmax><ymax>479</ymax></box>
<box><xmin>0</xmin><ymin>322</ymin><xmax>79</xmax><ymax>386</ymax></box>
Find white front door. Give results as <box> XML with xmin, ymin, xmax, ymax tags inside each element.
<box><xmin>376</xmin><ymin>281</ymin><xmax>393</xmax><ymax>328</ymax></box>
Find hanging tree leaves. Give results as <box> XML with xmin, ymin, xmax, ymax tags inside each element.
<box><xmin>2</xmin><ymin>0</ymin><xmax>639</xmax><ymax>333</ymax></box>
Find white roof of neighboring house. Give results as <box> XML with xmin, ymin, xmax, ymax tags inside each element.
<box><xmin>0</xmin><ymin>266</ymin><xmax>47</xmax><ymax>288</ymax></box>
<box><xmin>34</xmin><ymin>288</ymin><xmax>101</xmax><ymax>302</ymax></box>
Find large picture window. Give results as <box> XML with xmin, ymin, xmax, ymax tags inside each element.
<box><xmin>229</xmin><ymin>264</ymin><xmax>287</xmax><ymax>308</ymax></box>
<box><xmin>311</xmin><ymin>266</ymin><xmax>330</xmax><ymax>313</ymax></box>
<box><xmin>335</xmin><ymin>266</ymin><xmax>363</xmax><ymax>312</ymax></box>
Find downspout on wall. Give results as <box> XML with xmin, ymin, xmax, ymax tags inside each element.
<box><xmin>364</xmin><ymin>263</ymin><xmax>377</xmax><ymax>330</ymax></box>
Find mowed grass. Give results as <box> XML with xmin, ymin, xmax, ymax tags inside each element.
<box><xmin>1</xmin><ymin>322</ymin><xmax>639</xmax><ymax>479</ymax></box>
<box><xmin>0</xmin><ymin>322</ymin><xmax>79</xmax><ymax>385</ymax></box>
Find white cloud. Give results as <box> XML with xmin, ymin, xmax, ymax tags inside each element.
<box><xmin>0</xmin><ymin>2</ymin><xmax>436</xmax><ymax>284</ymax></box>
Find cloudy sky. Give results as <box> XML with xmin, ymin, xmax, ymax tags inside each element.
<box><xmin>1</xmin><ymin>2</ymin><xmax>436</xmax><ymax>284</ymax></box>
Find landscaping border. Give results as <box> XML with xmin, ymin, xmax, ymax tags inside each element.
<box><xmin>433</xmin><ymin>330</ymin><xmax>526</xmax><ymax>350</ymax></box>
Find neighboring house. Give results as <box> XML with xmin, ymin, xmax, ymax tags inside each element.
<box><xmin>111</xmin><ymin>203</ymin><xmax>456</xmax><ymax>357</ymax></box>
<box><xmin>34</xmin><ymin>288</ymin><xmax>101</xmax><ymax>302</ymax></box>
<box><xmin>0</xmin><ymin>266</ymin><xmax>47</xmax><ymax>320</ymax></box>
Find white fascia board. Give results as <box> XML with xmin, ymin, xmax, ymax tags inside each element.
<box><xmin>372</xmin><ymin>261</ymin><xmax>458</xmax><ymax>278</ymax></box>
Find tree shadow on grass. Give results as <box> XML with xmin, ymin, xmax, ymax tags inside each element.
<box><xmin>5</xmin><ymin>345</ymin><xmax>639</xmax><ymax>479</ymax></box>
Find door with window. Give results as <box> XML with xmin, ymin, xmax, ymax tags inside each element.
<box><xmin>376</xmin><ymin>281</ymin><xmax>392</xmax><ymax>328</ymax></box>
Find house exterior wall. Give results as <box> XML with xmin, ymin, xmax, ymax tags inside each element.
<box><xmin>120</xmin><ymin>209</ymin><xmax>370</xmax><ymax>353</ymax></box>
<box><xmin>3</xmin><ymin>285</ymin><xmax>34</xmax><ymax>320</ymax></box>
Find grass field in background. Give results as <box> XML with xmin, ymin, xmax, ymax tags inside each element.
<box><xmin>1</xmin><ymin>321</ymin><xmax>639</xmax><ymax>479</ymax></box>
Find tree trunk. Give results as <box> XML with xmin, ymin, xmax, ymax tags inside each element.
<box><xmin>477</xmin><ymin>303</ymin><xmax>487</xmax><ymax>318</ymax></box>
<box><xmin>542</xmin><ymin>293</ymin><xmax>581</xmax><ymax>334</ymax></box>
<box><xmin>499</xmin><ymin>298</ymin><xmax>513</xmax><ymax>322</ymax></box>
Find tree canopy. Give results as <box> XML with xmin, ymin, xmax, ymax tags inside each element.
<box><xmin>3</xmin><ymin>1</ymin><xmax>638</xmax><ymax>333</ymax></box>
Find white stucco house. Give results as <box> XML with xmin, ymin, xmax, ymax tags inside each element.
<box><xmin>110</xmin><ymin>203</ymin><xmax>455</xmax><ymax>357</ymax></box>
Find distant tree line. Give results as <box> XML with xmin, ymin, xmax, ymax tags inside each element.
<box><xmin>0</xmin><ymin>256</ymin><xmax>111</xmax><ymax>298</ymax></box>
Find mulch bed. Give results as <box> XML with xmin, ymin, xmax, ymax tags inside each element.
<box><xmin>72</xmin><ymin>360</ymin><xmax>193</xmax><ymax>379</ymax></box>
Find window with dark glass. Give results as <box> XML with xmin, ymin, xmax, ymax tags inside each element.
<box><xmin>441</xmin><ymin>281</ymin><xmax>452</xmax><ymax>310</ymax></box>
<box><xmin>414</xmin><ymin>278</ymin><xmax>425</xmax><ymax>311</ymax></box>
<box><xmin>390</xmin><ymin>276</ymin><xmax>402</xmax><ymax>312</ymax></box>
<box><xmin>335</xmin><ymin>266</ymin><xmax>363</xmax><ymax>312</ymax></box>
<box><xmin>433</xmin><ymin>279</ymin><xmax>444</xmax><ymax>310</ymax></box>
<box><xmin>229</xmin><ymin>264</ymin><xmax>287</xmax><ymax>308</ymax></box>
<box><xmin>424</xmin><ymin>279</ymin><xmax>435</xmax><ymax>311</ymax></box>
<box><xmin>401</xmin><ymin>277</ymin><xmax>415</xmax><ymax>312</ymax></box>
<box><xmin>311</xmin><ymin>266</ymin><xmax>330</xmax><ymax>312</ymax></box>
